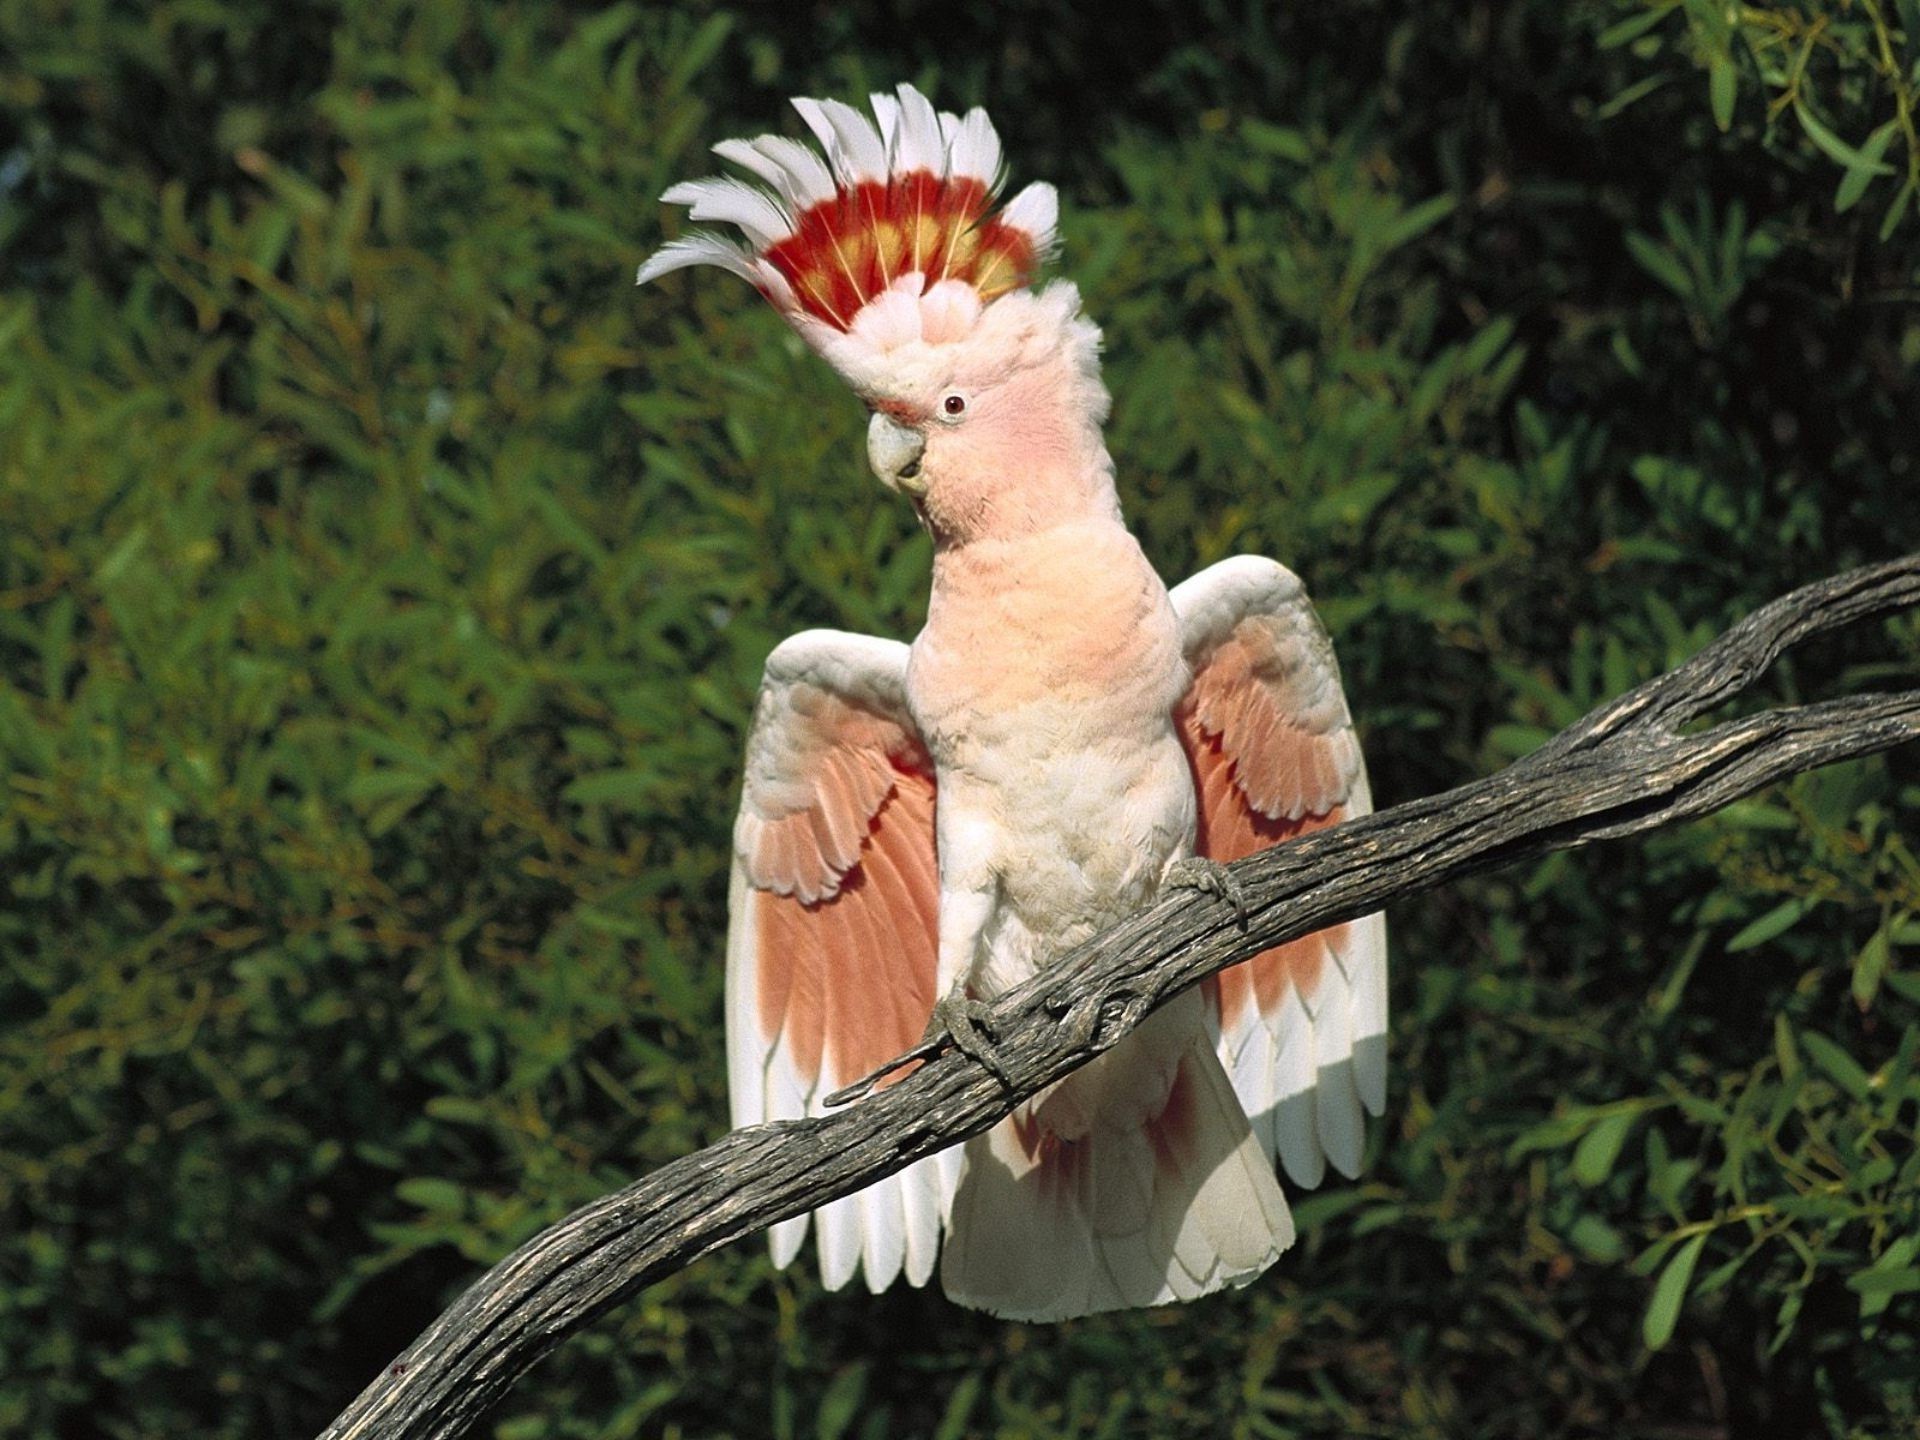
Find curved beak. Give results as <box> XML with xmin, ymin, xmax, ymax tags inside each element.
<box><xmin>867</xmin><ymin>412</ymin><xmax>928</xmax><ymax>497</ymax></box>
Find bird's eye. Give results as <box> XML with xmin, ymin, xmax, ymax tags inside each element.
<box><xmin>942</xmin><ymin>393</ymin><xmax>967</xmax><ymax>417</ymax></box>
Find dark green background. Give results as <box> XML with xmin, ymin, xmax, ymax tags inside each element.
<box><xmin>3</xmin><ymin>2</ymin><xmax>1917</xmax><ymax>1436</ymax></box>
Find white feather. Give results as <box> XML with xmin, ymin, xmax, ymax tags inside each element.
<box><xmin>814</xmin><ymin>97</ymin><xmax>888</xmax><ymax>185</ymax></box>
<box><xmin>935</xmin><ymin>1140</ymin><xmax>964</xmax><ymax>1220</ymax></box>
<box><xmin>1342</xmin><ymin>765</ymin><xmax>1390</xmax><ymax>1117</ymax></box>
<box><xmin>867</xmin><ymin>90</ymin><xmax>902</xmax><ymax>154</ymax></box>
<box><xmin>1345</xmin><ymin>910</ymin><xmax>1390</xmax><ymax>1115</ymax></box>
<box><xmin>768</xmin><ymin>1213</ymin><xmax>808</xmax><ymax>1269</ymax></box>
<box><xmin>1224</xmin><ymin>1004</ymin><xmax>1274</xmax><ymax>1163</ymax></box>
<box><xmin>892</xmin><ymin>84</ymin><xmax>947</xmax><ymax>175</ymax></box>
<box><xmin>789</xmin><ymin>96</ymin><xmax>838</xmax><ymax>159</ymax></box>
<box><xmin>901</xmin><ymin>1153</ymin><xmax>944</xmax><ymax>1287</ymax></box>
<box><xmin>751</xmin><ymin>135</ymin><xmax>837</xmax><ymax>209</ymax></box>
<box><xmin>1311</xmin><ymin>958</ymin><xmax>1366</xmax><ymax>1178</ymax></box>
<box><xmin>660</xmin><ymin>176</ymin><xmax>792</xmax><ymax>249</ymax></box>
<box><xmin>1317</xmin><ymin>1060</ymin><xmax>1367</xmax><ymax>1181</ymax></box>
<box><xmin>857</xmin><ymin>1174</ymin><xmax>907</xmax><ymax>1294</ymax></box>
<box><xmin>723</xmin><ymin>869</ymin><xmax>766</xmax><ymax>1132</ymax></box>
<box><xmin>710</xmin><ymin>138</ymin><xmax>787</xmax><ymax>189</ymax></box>
<box><xmin>1096</xmin><ymin>1219</ymin><xmax>1171</xmax><ymax>1308</ymax></box>
<box><xmin>815</xmin><ymin>1189</ymin><xmax>863</xmax><ymax>1291</ymax></box>
<box><xmin>635</xmin><ymin>233</ymin><xmax>757</xmax><ymax>287</ymax></box>
<box><xmin>945</xmin><ymin>106</ymin><xmax>1003</xmax><ymax>188</ymax></box>
<box><xmin>764</xmin><ymin>1035</ymin><xmax>810</xmax><ymax>1123</ymax></box>
<box><xmin>999</xmin><ymin>181</ymin><xmax>1059</xmax><ymax>255</ymax></box>
<box><xmin>750</xmin><ymin>257</ymin><xmax>798</xmax><ymax>312</ymax></box>
<box><xmin>1270</xmin><ymin>984</ymin><xmax>1324</xmax><ymax>1189</ymax></box>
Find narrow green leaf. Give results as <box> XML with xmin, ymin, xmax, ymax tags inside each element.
<box><xmin>1569</xmin><ymin>1213</ymin><xmax>1628</xmax><ymax>1263</ymax></box>
<box><xmin>1644</xmin><ymin>1232</ymin><xmax>1708</xmax><ymax>1348</ymax></box>
<box><xmin>1241</xmin><ymin>120</ymin><xmax>1311</xmax><ymax>162</ymax></box>
<box><xmin>396</xmin><ymin>1177</ymin><xmax>466</xmax><ymax>1212</ymax></box>
<box><xmin>1695</xmin><ymin>1248</ymin><xmax>1753</xmax><ymax>1297</ymax></box>
<box><xmin>1836</xmin><ymin>123</ymin><xmax>1900</xmax><ymax>212</ymax></box>
<box><xmin>1289</xmin><ymin>1189</ymin><xmax>1373</xmax><ymax>1230</ymax></box>
<box><xmin>816</xmin><ymin>1363</ymin><xmax>870</xmax><ymax>1440</ymax></box>
<box><xmin>1573</xmin><ymin>1110</ymin><xmax>1636</xmax><ymax>1187</ymax></box>
<box><xmin>1773</xmin><ymin>1013</ymin><xmax>1799</xmax><ymax>1078</ymax></box>
<box><xmin>1800</xmin><ymin>1030</ymin><xmax>1872</xmax><ymax>1099</ymax></box>
<box><xmin>1902</xmin><ymin>0</ymin><xmax>1920</xmax><ymax>46</ymax></box>
<box><xmin>1679</xmin><ymin>0</ymin><xmax>1729</xmax><ymax>44</ymax></box>
<box><xmin>1726</xmin><ymin>897</ymin><xmax>1809</xmax><ymax>952</ymax></box>
<box><xmin>1708</xmin><ymin>52</ymin><xmax>1736</xmax><ymax>131</ymax></box>
<box><xmin>1599</xmin><ymin>8</ymin><xmax>1673</xmax><ymax>48</ymax></box>
<box><xmin>1795</xmin><ymin>102</ymin><xmax>1897</xmax><ymax>178</ymax></box>
<box><xmin>1377</xmin><ymin>194</ymin><xmax>1458</xmax><ymax>255</ymax></box>
<box><xmin>663</xmin><ymin>11</ymin><xmax>734</xmax><ymax>94</ymax></box>
<box><xmin>931</xmin><ymin>1375</ymin><xmax>983</xmax><ymax>1440</ymax></box>
<box><xmin>1881</xmin><ymin>180</ymin><xmax>1916</xmax><ymax>241</ymax></box>
<box><xmin>1598</xmin><ymin>73</ymin><xmax>1670</xmax><ymax>119</ymax></box>
<box><xmin>1837</xmin><ymin>163</ymin><xmax>1877</xmax><ymax>212</ymax></box>
<box><xmin>1309</xmin><ymin>472</ymin><xmax>1400</xmax><ymax>528</ymax></box>
<box><xmin>1854</xmin><ymin>923</ymin><xmax>1892</xmax><ymax>1010</ymax></box>
<box><xmin>1459</xmin><ymin>314</ymin><xmax>1518</xmax><ymax>375</ymax></box>
<box><xmin>1846</xmin><ymin>1268</ymin><xmax>1920</xmax><ymax>1296</ymax></box>
<box><xmin>1625</xmin><ymin>232</ymin><xmax>1693</xmax><ymax>301</ymax></box>
<box><xmin>1855</xmin><ymin>1236</ymin><xmax>1920</xmax><ymax>1319</ymax></box>
<box><xmin>562</xmin><ymin>767</ymin><xmax>660</xmax><ymax>806</ymax></box>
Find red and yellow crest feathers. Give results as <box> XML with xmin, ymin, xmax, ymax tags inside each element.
<box><xmin>638</xmin><ymin>85</ymin><xmax>1060</xmax><ymax>339</ymax></box>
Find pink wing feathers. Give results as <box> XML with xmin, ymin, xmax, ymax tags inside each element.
<box><xmin>725</xmin><ymin>630</ymin><xmax>955</xmax><ymax>1292</ymax></box>
<box><xmin>1169</xmin><ymin>557</ymin><xmax>1389</xmax><ymax>1191</ymax></box>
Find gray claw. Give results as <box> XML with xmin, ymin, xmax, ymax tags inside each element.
<box><xmin>1165</xmin><ymin>855</ymin><xmax>1249</xmax><ymax>922</ymax></box>
<box><xmin>923</xmin><ymin>981</ymin><xmax>1011</xmax><ymax>1087</ymax></box>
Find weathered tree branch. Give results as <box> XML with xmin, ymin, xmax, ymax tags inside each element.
<box><xmin>319</xmin><ymin>555</ymin><xmax>1920</xmax><ymax>1440</ymax></box>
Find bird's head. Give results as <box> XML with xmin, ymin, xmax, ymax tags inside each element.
<box><xmin>639</xmin><ymin>85</ymin><xmax>1114</xmax><ymax>544</ymax></box>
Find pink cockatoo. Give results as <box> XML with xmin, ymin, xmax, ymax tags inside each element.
<box><xmin>638</xmin><ymin>85</ymin><xmax>1386</xmax><ymax>1321</ymax></box>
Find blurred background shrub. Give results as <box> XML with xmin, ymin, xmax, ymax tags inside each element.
<box><xmin>1</xmin><ymin>1</ymin><xmax>1916</xmax><ymax>1436</ymax></box>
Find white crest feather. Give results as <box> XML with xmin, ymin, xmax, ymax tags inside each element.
<box><xmin>659</xmin><ymin>176</ymin><xmax>792</xmax><ymax>250</ymax></box>
<box><xmin>749</xmin><ymin>135</ymin><xmax>837</xmax><ymax>208</ymax></box>
<box><xmin>945</xmin><ymin>106</ymin><xmax>1003</xmax><ymax>188</ymax></box>
<box><xmin>809</xmin><ymin>96</ymin><xmax>888</xmax><ymax>186</ymax></box>
<box><xmin>635</xmin><ymin>233</ymin><xmax>756</xmax><ymax>287</ymax></box>
<box><xmin>868</xmin><ymin>91</ymin><xmax>903</xmax><ymax>153</ymax></box>
<box><xmin>1000</xmin><ymin>181</ymin><xmax>1060</xmax><ymax>256</ymax></box>
<box><xmin>891</xmin><ymin>85</ymin><xmax>947</xmax><ymax>175</ymax></box>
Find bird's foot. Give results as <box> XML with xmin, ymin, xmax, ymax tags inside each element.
<box><xmin>1164</xmin><ymin>855</ymin><xmax>1249</xmax><ymax>924</ymax></box>
<box><xmin>921</xmin><ymin>981</ymin><xmax>1012</xmax><ymax>1089</ymax></box>
<box><xmin>821</xmin><ymin>1035</ymin><xmax>945</xmax><ymax>1108</ymax></box>
<box><xmin>822</xmin><ymin>982</ymin><xmax>1011</xmax><ymax>1106</ymax></box>
<box><xmin>1044</xmin><ymin>988</ymin><xmax>1105</xmax><ymax>1051</ymax></box>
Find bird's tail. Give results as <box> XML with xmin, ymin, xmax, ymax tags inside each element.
<box><xmin>940</xmin><ymin>1004</ymin><xmax>1293</xmax><ymax>1320</ymax></box>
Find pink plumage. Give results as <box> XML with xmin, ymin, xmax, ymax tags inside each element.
<box><xmin>642</xmin><ymin>86</ymin><xmax>1386</xmax><ymax>1318</ymax></box>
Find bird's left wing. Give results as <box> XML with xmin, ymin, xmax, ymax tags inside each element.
<box><xmin>1169</xmin><ymin>557</ymin><xmax>1388</xmax><ymax>1193</ymax></box>
<box><xmin>727</xmin><ymin>629</ymin><xmax>952</xmax><ymax>1293</ymax></box>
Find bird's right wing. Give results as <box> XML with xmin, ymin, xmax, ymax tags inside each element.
<box><xmin>1169</xmin><ymin>557</ymin><xmax>1388</xmax><ymax>1193</ymax></box>
<box><xmin>726</xmin><ymin>629</ymin><xmax>953</xmax><ymax>1293</ymax></box>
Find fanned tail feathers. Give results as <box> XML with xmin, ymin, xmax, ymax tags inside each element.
<box><xmin>940</xmin><ymin>1021</ymin><xmax>1294</xmax><ymax>1321</ymax></box>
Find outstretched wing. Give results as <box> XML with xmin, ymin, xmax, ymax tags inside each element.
<box><xmin>727</xmin><ymin>629</ymin><xmax>954</xmax><ymax>1292</ymax></box>
<box><xmin>1169</xmin><ymin>557</ymin><xmax>1388</xmax><ymax>1192</ymax></box>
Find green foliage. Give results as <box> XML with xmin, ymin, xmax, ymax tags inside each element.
<box><xmin>2</xmin><ymin>1</ymin><xmax>1917</xmax><ymax>1438</ymax></box>
<box><xmin>1602</xmin><ymin>0</ymin><xmax>1920</xmax><ymax>237</ymax></box>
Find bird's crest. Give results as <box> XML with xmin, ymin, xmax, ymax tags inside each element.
<box><xmin>637</xmin><ymin>85</ymin><xmax>1059</xmax><ymax>351</ymax></box>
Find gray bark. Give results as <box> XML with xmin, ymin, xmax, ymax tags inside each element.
<box><xmin>318</xmin><ymin>554</ymin><xmax>1920</xmax><ymax>1440</ymax></box>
